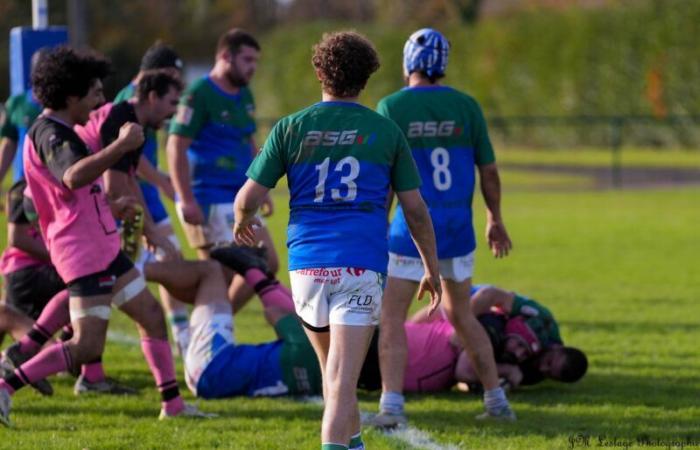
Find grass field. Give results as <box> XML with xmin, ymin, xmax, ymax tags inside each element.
<box><xmin>0</xmin><ymin>150</ymin><xmax>698</xmax><ymax>449</ymax></box>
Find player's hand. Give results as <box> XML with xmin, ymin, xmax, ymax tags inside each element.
<box><xmin>417</xmin><ymin>271</ymin><xmax>442</xmax><ymax>316</ymax></box>
<box><xmin>486</xmin><ymin>220</ymin><xmax>512</xmax><ymax>258</ymax></box>
<box><xmin>260</xmin><ymin>192</ymin><xmax>274</xmax><ymax>217</ymax></box>
<box><xmin>144</xmin><ymin>231</ymin><xmax>181</xmax><ymax>261</ymax></box>
<box><xmin>117</xmin><ymin>122</ymin><xmax>145</xmax><ymax>151</ymax></box>
<box><xmin>178</xmin><ymin>200</ymin><xmax>204</xmax><ymax>225</ymax></box>
<box><xmin>157</xmin><ymin>172</ymin><xmax>176</xmax><ymax>201</ymax></box>
<box><xmin>110</xmin><ymin>195</ymin><xmax>139</xmax><ymax>221</ymax></box>
<box><xmin>233</xmin><ymin>216</ymin><xmax>262</xmax><ymax>247</ymax></box>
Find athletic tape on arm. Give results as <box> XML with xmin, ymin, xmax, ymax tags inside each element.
<box><xmin>112</xmin><ymin>275</ymin><xmax>147</xmax><ymax>308</ymax></box>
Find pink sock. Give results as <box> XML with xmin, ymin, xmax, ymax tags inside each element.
<box><xmin>140</xmin><ymin>337</ymin><xmax>184</xmax><ymax>415</ymax></box>
<box><xmin>81</xmin><ymin>360</ymin><xmax>106</xmax><ymax>383</ymax></box>
<box><xmin>18</xmin><ymin>290</ymin><xmax>70</xmax><ymax>355</ymax></box>
<box><xmin>1</xmin><ymin>342</ymin><xmax>71</xmax><ymax>395</ymax></box>
<box><xmin>244</xmin><ymin>269</ymin><xmax>295</xmax><ymax>311</ymax></box>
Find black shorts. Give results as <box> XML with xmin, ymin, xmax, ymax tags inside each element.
<box><xmin>67</xmin><ymin>251</ymin><xmax>134</xmax><ymax>298</ymax></box>
<box><xmin>4</xmin><ymin>264</ymin><xmax>66</xmax><ymax>320</ymax></box>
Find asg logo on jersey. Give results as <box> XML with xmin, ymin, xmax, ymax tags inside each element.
<box><xmin>303</xmin><ymin>130</ymin><xmax>376</xmax><ymax>147</ymax></box>
<box><xmin>407</xmin><ymin>120</ymin><xmax>462</xmax><ymax>138</ymax></box>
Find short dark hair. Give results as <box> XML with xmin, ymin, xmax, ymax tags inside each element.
<box><xmin>312</xmin><ymin>31</ymin><xmax>380</xmax><ymax>98</ymax></box>
<box><xmin>558</xmin><ymin>347</ymin><xmax>588</xmax><ymax>383</ymax></box>
<box><xmin>32</xmin><ymin>46</ymin><xmax>111</xmax><ymax>110</ymax></box>
<box><xmin>140</xmin><ymin>43</ymin><xmax>183</xmax><ymax>71</ymax></box>
<box><xmin>217</xmin><ymin>29</ymin><xmax>260</xmax><ymax>56</ymax></box>
<box><xmin>136</xmin><ymin>70</ymin><xmax>184</xmax><ymax>102</ymax></box>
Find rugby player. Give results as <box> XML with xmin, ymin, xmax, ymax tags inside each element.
<box><xmin>113</xmin><ymin>43</ymin><xmax>190</xmax><ymax>353</ymax></box>
<box><xmin>0</xmin><ymin>50</ymin><xmax>44</xmax><ymax>185</ymax></box>
<box><xmin>232</xmin><ymin>31</ymin><xmax>441</xmax><ymax>450</ymax></box>
<box><xmin>371</xmin><ymin>28</ymin><xmax>515</xmax><ymax>426</ymax></box>
<box><xmin>166</xmin><ymin>28</ymin><xmax>278</xmax><ymax>312</ymax></box>
<box><xmin>0</xmin><ymin>46</ymin><xmax>207</xmax><ymax>427</ymax></box>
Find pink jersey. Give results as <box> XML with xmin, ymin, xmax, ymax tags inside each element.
<box><xmin>0</xmin><ymin>180</ymin><xmax>48</xmax><ymax>275</ymax></box>
<box><xmin>404</xmin><ymin>319</ymin><xmax>460</xmax><ymax>392</ymax></box>
<box><xmin>73</xmin><ymin>102</ymin><xmax>112</xmax><ymax>153</ymax></box>
<box><xmin>23</xmin><ymin>116</ymin><xmax>120</xmax><ymax>283</ymax></box>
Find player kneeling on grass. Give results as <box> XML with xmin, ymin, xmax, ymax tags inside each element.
<box><xmin>0</xmin><ymin>46</ymin><xmax>209</xmax><ymax>427</ymax></box>
<box><xmin>231</xmin><ymin>32</ymin><xmax>441</xmax><ymax>450</ymax></box>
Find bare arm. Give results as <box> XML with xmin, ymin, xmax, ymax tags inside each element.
<box><xmin>0</xmin><ymin>137</ymin><xmax>18</xmax><ymax>185</ymax></box>
<box><xmin>7</xmin><ymin>222</ymin><xmax>50</xmax><ymax>262</ymax></box>
<box><xmin>454</xmin><ymin>350</ymin><xmax>523</xmax><ymax>388</ymax></box>
<box><xmin>478</xmin><ymin>163</ymin><xmax>512</xmax><ymax>258</ymax></box>
<box><xmin>136</xmin><ymin>155</ymin><xmax>175</xmax><ymax>201</ymax></box>
<box><xmin>395</xmin><ymin>189</ymin><xmax>441</xmax><ymax>314</ymax></box>
<box><xmin>232</xmin><ymin>179</ymin><xmax>269</xmax><ymax>246</ymax></box>
<box><xmin>470</xmin><ymin>286</ymin><xmax>516</xmax><ymax>316</ymax></box>
<box><xmin>166</xmin><ymin>134</ymin><xmax>204</xmax><ymax>224</ymax></box>
<box><xmin>63</xmin><ymin>123</ymin><xmax>142</xmax><ymax>190</ymax></box>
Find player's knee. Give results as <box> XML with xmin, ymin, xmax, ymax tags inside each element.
<box><xmin>266</xmin><ymin>253</ymin><xmax>279</xmax><ymax>275</ymax></box>
<box><xmin>68</xmin><ymin>336</ymin><xmax>104</xmax><ymax>365</ymax></box>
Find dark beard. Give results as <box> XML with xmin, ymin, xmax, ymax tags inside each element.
<box><xmin>226</xmin><ymin>69</ymin><xmax>247</xmax><ymax>88</ymax></box>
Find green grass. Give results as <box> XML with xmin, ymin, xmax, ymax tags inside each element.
<box><xmin>1</xmin><ymin>153</ymin><xmax>699</xmax><ymax>448</ymax></box>
<box><xmin>498</xmin><ymin>147</ymin><xmax>700</xmax><ymax>168</ymax></box>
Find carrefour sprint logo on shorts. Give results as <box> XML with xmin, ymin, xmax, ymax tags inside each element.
<box><xmin>407</xmin><ymin>120</ymin><xmax>462</xmax><ymax>138</ymax></box>
<box><xmin>303</xmin><ymin>130</ymin><xmax>376</xmax><ymax>147</ymax></box>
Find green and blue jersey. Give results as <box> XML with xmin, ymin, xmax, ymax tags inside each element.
<box><xmin>378</xmin><ymin>86</ymin><xmax>495</xmax><ymax>259</ymax></box>
<box><xmin>247</xmin><ymin>101</ymin><xmax>421</xmax><ymax>273</ymax></box>
<box><xmin>169</xmin><ymin>76</ymin><xmax>256</xmax><ymax>207</ymax></box>
<box><xmin>0</xmin><ymin>90</ymin><xmax>42</xmax><ymax>181</ymax></box>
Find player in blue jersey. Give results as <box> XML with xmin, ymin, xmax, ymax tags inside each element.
<box><xmin>167</xmin><ymin>29</ymin><xmax>279</xmax><ymax>313</ymax></box>
<box><xmin>234</xmin><ymin>31</ymin><xmax>441</xmax><ymax>450</ymax></box>
<box><xmin>370</xmin><ymin>29</ymin><xmax>515</xmax><ymax>427</ymax></box>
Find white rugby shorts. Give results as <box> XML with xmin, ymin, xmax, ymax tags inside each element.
<box><xmin>387</xmin><ymin>251</ymin><xmax>475</xmax><ymax>283</ymax></box>
<box><xmin>289</xmin><ymin>267</ymin><xmax>385</xmax><ymax>329</ymax></box>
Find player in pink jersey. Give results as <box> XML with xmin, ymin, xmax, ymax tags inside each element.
<box><xmin>0</xmin><ymin>46</ymin><xmax>209</xmax><ymax>427</ymax></box>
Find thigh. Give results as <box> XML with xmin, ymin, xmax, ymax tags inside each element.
<box><xmin>381</xmin><ymin>275</ymin><xmax>418</xmax><ymax>325</ymax></box>
<box><xmin>206</xmin><ymin>203</ymin><xmax>235</xmax><ymax>244</ymax></box>
<box><xmin>327</xmin><ymin>323</ymin><xmax>376</xmax><ymax>385</ymax></box>
<box><xmin>441</xmin><ymin>277</ymin><xmax>474</xmax><ymax>318</ymax></box>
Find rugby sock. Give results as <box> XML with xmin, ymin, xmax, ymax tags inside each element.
<box><xmin>379</xmin><ymin>391</ymin><xmax>405</xmax><ymax>415</ymax></box>
<box><xmin>18</xmin><ymin>290</ymin><xmax>70</xmax><ymax>355</ymax></box>
<box><xmin>348</xmin><ymin>432</ymin><xmax>364</xmax><ymax>450</ymax></box>
<box><xmin>0</xmin><ymin>342</ymin><xmax>71</xmax><ymax>395</ymax></box>
<box><xmin>81</xmin><ymin>356</ymin><xmax>106</xmax><ymax>383</ymax></box>
<box><xmin>321</xmin><ymin>444</ymin><xmax>347</xmax><ymax>450</ymax></box>
<box><xmin>484</xmin><ymin>386</ymin><xmax>509</xmax><ymax>413</ymax></box>
<box><xmin>167</xmin><ymin>310</ymin><xmax>191</xmax><ymax>356</ymax></box>
<box><xmin>245</xmin><ymin>269</ymin><xmax>294</xmax><ymax>311</ymax></box>
<box><xmin>140</xmin><ymin>337</ymin><xmax>184</xmax><ymax>415</ymax></box>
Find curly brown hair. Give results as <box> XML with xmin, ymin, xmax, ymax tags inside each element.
<box><xmin>312</xmin><ymin>31</ymin><xmax>380</xmax><ymax>98</ymax></box>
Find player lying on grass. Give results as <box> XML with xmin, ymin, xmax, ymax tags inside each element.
<box><xmin>364</xmin><ymin>285</ymin><xmax>588</xmax><ymax>393</ymax></box>
<box><xmin>455</xmin><ymin>285</ymin><xmax>588</xmax><ymax>390</ymax></box>
<box><xmin>0</xmin><ymin>46</ymin><xmax>207</xmax><ymax>428</ymax></box>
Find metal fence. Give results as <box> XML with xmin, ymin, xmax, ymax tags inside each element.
<box><xmin>257</xmin><ymin>114</ymin><xmax>700</xmax><ymax>188</ymax></box>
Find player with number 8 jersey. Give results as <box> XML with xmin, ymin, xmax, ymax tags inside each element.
<box><xmin>368</xmin><ymin>28</ymin><xmax>515</xmax><ymax>428</ymax></box>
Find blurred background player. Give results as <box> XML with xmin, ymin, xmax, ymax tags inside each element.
<box><xmin>0</xmin><ymin>49</ymin><xmax>45</xmax><ymax>187</ymax></box>
<box><xmin>233</xmin><ymin>31</ymin><xmax>441</xmax><ymax>450</ymax></box>
<box><xmin>0</xmin><ymin>46</ymin><xmax>208</xmax><ymax>427</ymax></box>
<box><xmin>167</xmin><ymin>28</ymin><xmax>279</xmax><ymax>313</ymax></box>
<box><xmin>371</xmin><ymin>28</ymin><xmax>514</xmax><ymax>427</ymax></box>
<box><xmin>113</xmin><ymin>43</ymin><xmax>191</xmax><ymax>353</ymax></box>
